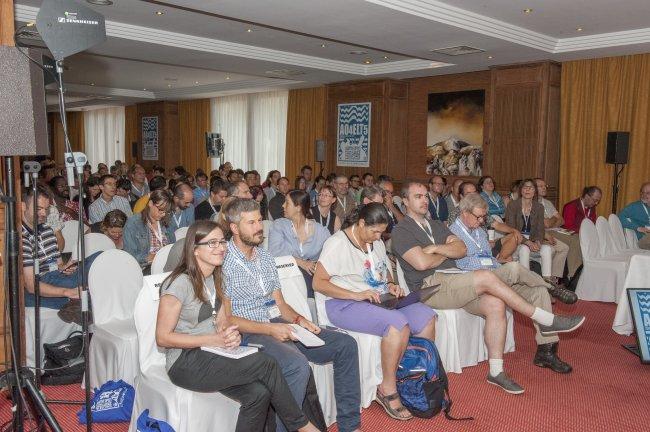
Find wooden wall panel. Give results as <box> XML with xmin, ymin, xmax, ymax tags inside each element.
<box><xmin>405</xmin><ymin>70</ymin><xmax>491</xmax><ymax>183</ymax></box>
<box><xmin>136</xmin><ymin>101</ymin><xmax>179</xmax><ymax>172</ymax></box>
<box><xmin>48</xmin><ymin>112</ymin><xmax>85</xmax><ymax>168</ymax></box>
<box><xmin>285</xmin><ymin>87</ymin><xmax>327</xmax><ymax>178</ymax></box>
<box><xmin>124</xmin><ymin>105</ymin><xmax>138</xmax><ymax>167</ymax></box>
<box><xmin>178</xmin><ymin>99</ymin><xmax>211</xmax><ymax>175</ymax></box>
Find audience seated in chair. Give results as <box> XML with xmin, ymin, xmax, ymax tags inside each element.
<box><xmin>562</xmin><ymin>186</ymin><xmax>602</xmax><ymax>232</ymax></box>
<box><xmin>311</xmin><ymin>185</ymin><xmax>341</xmax><ymax>234</ymax></box>
<box><xmin>332</xmin><ymin>175</ymin><xmax>357</xmax><ymax>222</ymax></box>
<box><xmin>427</xmin><ymin>175</ymin><xmax>449</xmax><ymax>223</ymax></box>
<box><xmin>268</xmin><ymin>177</ymin><xmax>290</xmax><ymax>221</ymax></box>
<box><xmin>221</xmin><ymin>198</ymin><xmax>362</xmax><ymax>432</ymax></box>
<box><xmin>391</xmin><ymin>182</ymin><xmax>585</xmax><ymax>395</ymax></box>
<box><xmin>88</xmin><ymin>174</ymin><xmax>133</xmax><ymax>224</ymax></box>
<box><xmin>618</xmin><ymin>181</ymin><xmax>650</xmax><ymax>250</ymax></box>
<box><xmin>169</xmin><ymin>183</ymin><xmax>195</xmax><ymax>232</ymax></box>
<box><xmin>156</xmin><ymin>220</ymin><xmax>319</xmax><ymax>432</ymax></box>
<box><xmin>505</xmin><ymin>179</ymin><xmax>569</xmax><ymax>284</ymax></box>
<box><xmin>268</xmin><ymin>190</ymin><xmax>331</xmax><ymax>298</ymax></box>
<box><xmin>90</xmin><ymin>209</ymin><xmax>127</xmax><ymax>249</ymax></box>
<box><xmin>128</xmin><ymin>164</ymin><xmax>150</xmax><ymax>202</ymax></box>
<box><xmin>195</xmin><ymin>178</ymin><xmax>228</xmax><ymax>221</ymax></box>
<box><xmin>313</xmin><ymin>203</ymin><xmax>436</xmax><ymax>421</ymax></box>
<box><xmin>123</xmin><ymin>189</ymin><xmax>176</xmax><ymax>266</ymax></box>
<box><xmin>478</xmin><ymin>175</ymin><xmax>506</xmax><ymax>218</ymax></box>
<box><xmin>133</xmin><ymin>175</ymin><xmax>168</xmax><ymax>214</ymax></box>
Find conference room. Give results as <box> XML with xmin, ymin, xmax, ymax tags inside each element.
<box><xmin>1</xmin><ymin>0</ymin><xmax>649</xmax><ymax>431</ymax></box>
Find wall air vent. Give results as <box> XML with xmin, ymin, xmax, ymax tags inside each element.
<box><xmin>429</xmin><ymin>45</ymin><xmax>485</xmax><ymax>56</ymax></box>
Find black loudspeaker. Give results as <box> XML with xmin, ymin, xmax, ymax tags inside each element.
<box><xmin>0</xmin><ymin>45</ymin><xmax>49</xmax><ymax>156</ymax></box>
<box><xmin>606</xmin><ymin>131</ymin><xmax>629</xmax><ymax>164</ymax></box>
<box><xmin>131</xmin><ymin>142</ymin><xmax>138</xmax><ymax>158</ymax></box>
<box><xmin>315</xmin><ymin>139</ymin><xmax>326</xmax><ymax>162</ymax></box>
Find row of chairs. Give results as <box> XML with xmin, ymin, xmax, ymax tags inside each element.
<box><xmin>576</xmin><ymin>214</ymin><xmax>650</xmax><ymax>303</ymax></box>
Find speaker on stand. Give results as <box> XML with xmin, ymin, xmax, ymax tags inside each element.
<box><xmin>315</xmin><ymin>139</ymin><xmax>325</xmax><ymax>176</ymax></box>
<box><xmin>606</xmin><ymin>131</ymin><xmax>629</xmax><ymax>214</ymax></box>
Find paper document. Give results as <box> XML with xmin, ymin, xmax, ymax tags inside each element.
<box><xmin>201</xmin><ymin>345</ymin><xmax>258</xmax><ymax>359</ymax></box>
<box><xmin>290</xmin><ymin>324</ymin><xmax>325</xmax><ymax>347</ymax></box>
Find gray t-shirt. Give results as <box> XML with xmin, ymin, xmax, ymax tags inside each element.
<box><xmin>391</xmin><ymin>216</ymin><xmax>456</xmax><ymax>291</ymax></box>
<box><xmin>161</xmin><ymin>273</ymin><xmax>221</xmax><ymax>371</ymax></box>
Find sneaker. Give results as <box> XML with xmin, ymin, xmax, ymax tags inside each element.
<box><xmin>487</xmin><ymin>372</ymin><xmax>524</xmax><ymax>395</ymax></box>
<box><xmin>538</xmin><ymin>315</ymin><xmax>585</xmax><ymax>336</ymax></box>
<box><xmin>543</xmin><ymin>278</ymin><xmax>578</xmax><ymax>304</ymax></box>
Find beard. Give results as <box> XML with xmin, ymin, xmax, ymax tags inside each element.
<box><xmin>241</xmin><ymin>230</ymin><xmax>264</xmax><ymax>247</ymax></box>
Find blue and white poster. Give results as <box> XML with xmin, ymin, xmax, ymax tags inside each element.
<box><xmin>629</xmin><ymin>289</ymin><xmax>650</xmax><ymax>363</ymax></box>
<box><xmin>142</xmin><ymin>116</ymin><xmax>159</xmax><ymax>161</ymax></box>
<box><xmin>337</xmin><ymin>102</ymin><xmax>371</xmax><ymax>167</ymax></box>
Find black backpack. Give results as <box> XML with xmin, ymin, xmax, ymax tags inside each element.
<box><xmin>40</xmin><ymin>331</ymin><xmax>85</xmax><ymax>385</ymax></box>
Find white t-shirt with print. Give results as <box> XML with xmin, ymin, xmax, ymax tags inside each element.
<box><xmin>318</xmin><ymin>229</ymin><xmax>390</xmax><ymax>297</ymax></box>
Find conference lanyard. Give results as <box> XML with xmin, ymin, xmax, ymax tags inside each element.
<box><xmin>337</xmin><ymin>196</ymin><xmax>347</xmax><ymax>210</ymax></box>
<box><xmin>132</xmin><ymin>183</ymin><xmax>145</xmax><ymax>197</ymax></box>
<box><xmin>414</xmin><ymin>217</ymin><xmax>436</xmax><ymax>244</ymax></box>
<box><xmin>429</xmin><ymin>195</ymin><xmax>440</xmax><ymax>218</ymax></box>
<box><xmin>521</xmin><ymin>208</ymin><xmax>531</xmax><ymax>233</ymax></box>
<box><xmin>204</xmin><ymin>283</ymin><xmax>216</xmax><ymax>314</ymax></box>
<box><xmin>291</xmin><ymin>220</ymin><xmax>310</xmax><ymax>256</ymax></box>
<box><xmin>318</xmin><ymin>209</ymin><xmax>330</xmax><ymax>228</ymax></box>
<box><xmin>172</xmin><ymin>211</ymin><xmax>183</xmax><ymax>228</ymax></box>
<box><xmin>351</xmin><ymin>224</ymin><xmax>377</xmax><ymax>274</ymax></box>
<box><xmin>233</xmin><ymin>252</ymin><xmax>267</xmax><ymax>297</ymax></box>
<box><xmin>208</xmin><ymin>198</ymin><xmax>218</xmax><ymax>215</ymax></box>
<box><xmin>487</xmin><ymin>193</ymin><xmax>502</xmax><ymax>210</ymax></box>
<box><xmin>580</xmin><ymin>200</ymin><xmax>591</xmax><ymax>219</ymax></box>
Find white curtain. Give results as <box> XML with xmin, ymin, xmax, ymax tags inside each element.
<box><xmin>83</xmin><ymin>106</ymin><xmax>125</xmax><ymax>169</ymax></box>
<box><xmin>210</xmin><ymin>90</ymin><xmax>288</xmax><ymax>175</ymax></box>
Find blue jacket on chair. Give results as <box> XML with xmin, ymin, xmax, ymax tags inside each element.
<box><xmin>123</xmin><ymin>214</ymin><xmax>176</xmax><ymax>265</ymax></box>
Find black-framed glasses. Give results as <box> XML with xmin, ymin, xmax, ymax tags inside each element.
<box><xmin>471</xmin><ymin>211</ymin><xmax>487</xmax><ymax>221</ymax></box>
<box><xmin>196</xmin><ymin>239</ymin><xmax>228</xmax><ymax>248</ymax></box>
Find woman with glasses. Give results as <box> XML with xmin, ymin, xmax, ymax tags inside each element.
<box><xmin>269</xmin><ymin>190</ymin><xmax>330</xmax><ymax>297</ymax></box>
<box><xmin>157</xmin><ymin>220</ymin><xmax>319</xmax><ymax>432</ymax></box>
<box><xmin>505</xmin><ymin>179</ymin><xmax>569</xmax><ymax>286</ymax></box>
<box><xmin>123</xmin><ymin>189</ymin><xmax>176</xmax><ymax>265</ymax></box>
<box><xmin>310</xmin><ymin>185</ymin><xmax>341</xmax><ymax>234</ymax></box>
<box><xmin>478</xmin><ymin>175</ymin><xmax>506</xmax><ymax>218</ymax></box>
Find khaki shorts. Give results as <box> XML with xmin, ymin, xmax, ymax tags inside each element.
<box><xmin>422</xmin><ymin>271</ymin><xmax>482</xmax><ymax>316</ymax></box>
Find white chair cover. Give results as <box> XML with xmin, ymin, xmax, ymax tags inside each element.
<box><xmin>174</xmin><ymin>226</ymin><xmax>189</xmax><ymax>240</ymax></box>
<box><xmin>608</xmin><ymin>214</ymin><xmax>630</xmax><ymax>253</ymax></box>
<box><xmin>262</xmin><ymin>220</ymin><xmax>272</xmax><ymax>249</ymax></box>
<box><xmin>129</xmin><ymin>273</ymin><xmax>240</xmax><ymax>432</ymax></box>
<box><xmin>576</xmin><ymin>219</ymin><xmax>628</xmax><ymax>303</ymax></box>
<box><xmin>61</xmin><ymin>220</ymin><xmax>80</xmax><ymax>254</ymax></box>
<box><xmin>275</xmin><ymin>256</ymin><xmax>336</xmax><ymax>426</ymax></box>
<box><xmin>613</xmin><ymin>254</ymin><xmax>650</xmax><ymax>335</ymax></box>
<box><xmin>396</xmin><ymin>262</ymin><xmax>514</xmax><ymax>374</ymax></box>
<box><xmin>595</xmin><ymin>216</ymin><xmax>637</xmax><ymax>259</ymax></box>
<box><xmin>625</xmin><ymin>228</ymin><xmax>640</xmax><ymax>249</ymax></box>
<box><xmin>71</xmin><ymin>233</ymin><xmax>116</xmax><ymax>261</ymax></box>
<box><xmin>87</xmin><ymin>249</ymin><xmax>143</xmax><ymax>388</ymax></box>
<box><xmin>25</xmin><ymin>307</ymin><xmax>81</xmax><ymax>368</ymax></box>
<box><xmin>151</xmin><ymin>243</ymin><xmax>174</xmax><ymax>275</ymax></box>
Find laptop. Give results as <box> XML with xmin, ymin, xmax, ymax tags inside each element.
<box><xmin>371</xmin><ymin>284</ymin><xmax>441</xmax><ymax>310</ymax></box>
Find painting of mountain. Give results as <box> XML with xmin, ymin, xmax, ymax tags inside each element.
<box><xmin>426</xmin><ymin>90</ymin><xmax>485</xmax><ymax>176</ymax></box>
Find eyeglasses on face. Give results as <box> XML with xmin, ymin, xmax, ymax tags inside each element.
<box><xmin>196</xmin><ymin>239</ymin><xmax>228</xmax><ymax>248</ymax></box>
<box><xmin>471</xmin><ymin>211</ymin><xmax>487</xmax><ymax>221</ymax></box>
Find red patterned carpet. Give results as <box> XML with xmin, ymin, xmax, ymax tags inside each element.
<box><xmin>1</xmin><ymin>301</ymin><xmax>648</xmax><ymax>431</ymax></box>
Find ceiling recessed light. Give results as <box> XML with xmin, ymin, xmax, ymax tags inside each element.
<box><xmin>487</xmin><ymin>55</ymin><xmax>493</xmax><ymax>59</ymax></box>
<box><xmin>246</xmin><ymin>28</ymin><xmax>252</xmax><ymax>33</ymax></box>
<box><xmin>349</xmin><ymin>50</ymin><xmax>368</xmax><ymax>55</ymax></box>
<box><xmin>167</xmin><ymin>84</ymin><xmax>172</xmax><ymax>87</ymax></box>
<box><xmin>143</xmin><ymin>88</ymin><xmax>147</xmax><ymax>91</ymax></box>
<box><xmin>195</xmin><ymin>81</ymin><xmax>199</xmax><ymax>84</ymax></box>
<box><xmin>155</xmin><ymin>10</ymin><xmax>164</xmax><ymax>16</ymax></box>
<box><xmin>90</xmin><ymin>82</ymin><xmax>95</xmax><ymax>86</ymax></box>
<box><xmin>383</xmin><ymin>56</ymin><xmax>389</xmax><ymax>60</ymax></box>
<box><xmin>523</xmin><ymin>8</ymin><xmax>533</xmax><ymax>14</ymax></box>
<box><xmin>576</xmin><ymin>27</ymin><xmax>583</xmax><ymax>32</ymax></box>
<box><xmin>87</xmin><ymin>0</ymin><xmax>114</xmax><ymax>5</ymax></box>
<box><xmin>363</xmin><ymin>59</ymin><xmax>372</xmax><ymax>64</ymax></box>
<box><xmin>320</xmin><ymin>43</ymin><xmax>326</xmax><ymax>48</ymax></box>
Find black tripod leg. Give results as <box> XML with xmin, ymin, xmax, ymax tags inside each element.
<box><xmin>23</xmin><ymin>376</ymin><xmax>64</xmax><ymax>432</ymax></box>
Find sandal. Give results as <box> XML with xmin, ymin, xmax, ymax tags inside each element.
<box><xmin>375</xmin><ymin>389</ymin><xmax>413</xmax><ymax>421</ymax></box>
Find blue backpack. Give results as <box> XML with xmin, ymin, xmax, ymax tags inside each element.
<box><xmin>396</xmin><ymin>337</ymin><xmax>472</xmax><ymax>420</ymax></box>
<box><xmin>77</xmin><ymin>380</ymin><xmax>135</xmax><ymax>424</ymax></box>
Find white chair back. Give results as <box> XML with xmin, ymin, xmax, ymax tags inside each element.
<box><xmin>262</xmin><ymin>220</ymin><xmax>272</xmax><ymax>249</ymax></box>
<box><xmin>174</xmin><ymin>226</ymin><xmax>188</xmax><ymax>240</ymax></box>
<box><xmin>395</xmin><ymin>261</ymin><xmax>412</xmax><ymax>295</ymax></box>
<box><xmin>625</xmin><ymin>228</ymin><xmax>639</xmax><ymax>249</ymax></box>
<box><xmin>579</xmin><ymin>218</ymin><xmax>601</xmax><ymax>259</ymax></box>
<box><xmin>275</xmin><ymin>256</ymin><xmax>312</xmax><ymax>320</ymax></box>
<box><xmin>71</xmin><ymin>233</ymin><xmax>115</xmax><ymax>261</ymax></box>
<box><xmin>595</xmin><ymin>216</ymin><xmax>617</xmax><ymax>257</ymax></box>
<box><xmin>61</xmin><ymin>220</ymin><xmax>80</xmax><ymax>253</ymax></box>
<box><xmin>608</xmin><ymin>214</ymin><xmax>629</xmax><ymax>252</ymax></box>
<box><xmin>151</xmin><ymin>243</ymin><xmax>174</xmax><ymax>275</ymax></box>
<box><xmin>88</xmin><ymin>249</ymin><xmax>143</xmax><ymax>325</ymax></box>
<box><xmin>134</xmin><ymin>273</ymin><xmax>170</xmax><ymax>374</ymax></box>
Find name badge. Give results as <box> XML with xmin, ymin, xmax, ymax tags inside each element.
<box><xmin>265</xmin><ymin>299</ymin><xmax>281</xmax><ymax>319</ymax></box>
<box><xmin>478</xmin><ymin>253</ymin><xmax>494</xmax><ymax>267</ymax></box>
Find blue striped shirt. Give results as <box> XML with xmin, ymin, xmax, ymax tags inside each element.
<box><xmin>88</xmin><ymin>195</ymin><xmax>133</xmax><ymax>224</ymax></box>
<box><xmin>449</xmin><ymin>218</ymin><xmax>499</xmax><ymax>270</ymax></box>
<box><xmin>223</xmin><ymin>240</ymin><xmax>281</xmax><ymax>322</ymax></box>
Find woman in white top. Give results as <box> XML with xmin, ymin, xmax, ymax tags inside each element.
<box><xmin>313</xmin><ymin>203</ymin><xmax>436</xmax><ymax>421</ymax></box>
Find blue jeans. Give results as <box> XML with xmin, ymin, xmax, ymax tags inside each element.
<box><xmin>246</xmin><ymin>326</ymin><xmax>361</xmax><ymax>432</ymax></box>
<box><xmin>25</xmin><ymin>252</ymin><xmax>101</xmax><ymax>310</ymax></box>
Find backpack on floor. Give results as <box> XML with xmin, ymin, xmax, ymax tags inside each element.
<box><xmin>396</xmin><ymin>337</ymin><xmax>473</xmax><ymax>420</ymax></box>
<box><xmin>41</xmin><ymin>331</ymin><xmax>85</xmax><ymax>385</ymax></box>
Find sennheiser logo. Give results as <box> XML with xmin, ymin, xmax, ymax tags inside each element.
<box><xmin>57</xmin><ymin>11</ymin><xmax>99</xmax><ymax>25</ymax></box>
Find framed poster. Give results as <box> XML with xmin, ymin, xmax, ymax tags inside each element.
<box><xmin>627</xmin><ymin>288</ymin><xmax>650</xmax><ymax>363</ymax></box>
<box><xmin>336</xmin><ymin>102</ymin><xmax>371</xmax><ymax>167</ymax></box>
<box><xmin>142</xmin><ymin>116</ymin><xmax>159</xmax><ymax>161</ymax></box>
<box><xmin>426</xmin><ymin>90</ymin><xmax>484</xmax><ymax>176</ymax></box>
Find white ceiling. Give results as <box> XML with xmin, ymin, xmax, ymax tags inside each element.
<box><xmin>14</xmin><ymin>0</ymin><xmax>650</xmax><ymax>110</ymax></box>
